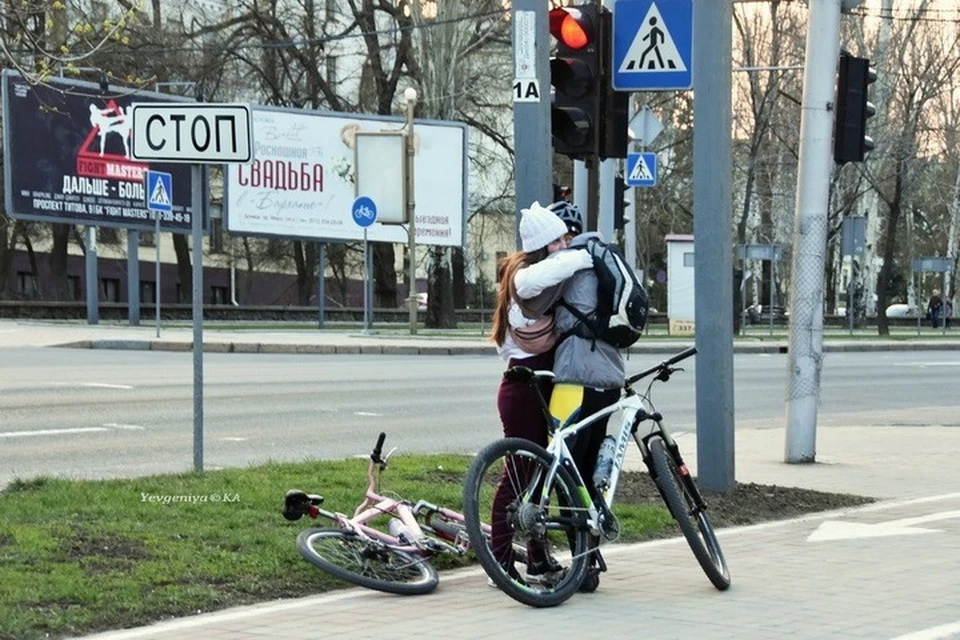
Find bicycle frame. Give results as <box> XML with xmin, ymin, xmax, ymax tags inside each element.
<box><xmin>311</xmin><ymin>446</ymin><xmax>480</xmax><ymax>558</ymax></box>
<box><xmin>528</xmin><ymin>348</ymin><xmax>697</xmax><ymax>539</ymax></box>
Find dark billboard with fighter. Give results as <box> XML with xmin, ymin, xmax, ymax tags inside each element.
<box><xmin>2</xmin><ymin>70</ymin><xmax>199</xmax><ymax>232</ymax></box>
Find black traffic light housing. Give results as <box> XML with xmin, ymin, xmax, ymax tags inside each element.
<box><xmin>834</xmin><ymin>53</ymin><xmax>877</xmax><ymax>164</ymax></box>
<box><xmin>613</xmin><ymin>176</ymin><xmax>630</xmax><ymax>229</ymax></box>
<box><xmin>550</xmin><ymin>5</ymin><xmax>628</xmax><ymax>160</ymax></box>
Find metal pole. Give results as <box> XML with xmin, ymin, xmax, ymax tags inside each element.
<box><xmin>155</xmin><ymin>210</ymin><xmax>161</xmax><ymax>338</ymax></box>
<box><xmin>405</xmin><ymin>88</ymin><xmax>418</xmax><ymax>335</ymax></box>
<box><xmin>573</xmin><ymin>160</ymin><xmax>588</xmax><ymax>212</ymax></box>
<box><xmin>85</xmin><ymin>227</ymin><xmax>99</xmax><ymax>324</ymax></box>
<box><xmin>512</xmin><ymin>0</ymin><xmax>552</xmax><ymax>245</ymax></box>
<box><xmin>785</xmin><ymin>0</ymin><xmax>842</xmax><ymax>463</ymax></box>
<box><xmin>127</xmin><ymin>231</ymin><xmax>140</xmax><ymax>325</ymax></box>
<box><xmin>692</xmin><ymin>0</ymin><xmax>735</xmax><ymax>492</ymax></box>
<box><xmin>769</xmin><ymin>260</ymin><xmax>775</xmax><ymax>337</ymax></box>
<box><xmin>363</xmin><ymin>231</ymin><xmax>372</xmax><ymax>334</ymax></box>
<box><xmin>848</xmin><ymin>263</ymin><xmax>854</xmax><ymax>336</ymax></box>
<box><xmin>317</xmin><ymin>242</ymin><xmax>325</xmax><ymax>329</ymax></box>
<box><xmin>191</xmin><ymin>164</ymin><xmax>204</xmax><ymax>472</ymax></box>
<box><xmin>598</xmin><ymin>159</ymin><xmax>616</xmax><ymax>241</ymax></box>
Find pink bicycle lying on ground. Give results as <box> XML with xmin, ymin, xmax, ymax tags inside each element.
<box><xmin>282</xmin><ymin>432</ymin><xmax>505</xmax><ymax>595</ymax></box>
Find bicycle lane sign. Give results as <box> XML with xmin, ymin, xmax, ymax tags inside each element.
<box><xmin>352</xmin><ymin>196</ymin><xmax>378</xmax><ymax>228</ymax></box>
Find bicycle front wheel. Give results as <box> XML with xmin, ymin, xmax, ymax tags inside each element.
<box><xmin>296</xmin><ymin>528</ymin><xmax>439</xmax><ymax>595</ymax></box>
<box><xmin>463</xmin><ymin>437</ymin><xmax>590</xmax><ymax>608</ymax></box>
<box><xmin>649</xmin><ymin>437</ymin><xmax>731</xmax><ymax>590</ymax></box>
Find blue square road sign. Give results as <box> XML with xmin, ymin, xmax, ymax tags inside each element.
<box><xmin>145</xmin><ymin>170</ymin><xmax>173</xmax><ymax>214</ymax></box>
<box><xmin>613</xmin><ymin>0</ymin><xmax>693</xmax><ymax>91</ymax></box>
<box><xmin>625</xmin><ymin>152</ymin><xmax>658</xmax><ymax>187</ymax></box>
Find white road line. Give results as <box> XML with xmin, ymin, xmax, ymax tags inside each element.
<box><xmin>219</xmin><ymin>437</ymin><xmax>248</xmax><ymax>442</ymax></box>
<box><xmin>890</xmin><ymin>621</ymin><xmax>960</xmax><ymax>640</ymax></box>
<box><xmin>353</xmin><ymin>411</ymin><xmax>382</xmax><ymax>417</ymax></box>
<box><xmin>0</xmin><ymin>427</ymin><xmax>110</xmax><ymax>438</ymax></box>
<box><xmin>81</xmin><ymin>383</ymin><xmax>135</xmax><ymax>389</ymax></box>
<box><xmin>102</xmin><ymin>423</ymin><xmax>146</xmax><ymax>431</ymax></box>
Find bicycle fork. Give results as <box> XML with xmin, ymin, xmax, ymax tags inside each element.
<box><xmin>633</xmin><ymin>413</ymin><xmax>710</xmax><ymax>514</ymax></box>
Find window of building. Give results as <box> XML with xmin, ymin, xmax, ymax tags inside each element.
<box><xmin>326</xmin><ymin>55</ymin><xmax>338</xmax><ymax>87</ymax></box>
<box><xmin>211</xmin><ymin>286</ymin><xmax>229</xmax><ymax>305</ymax></box>
<box><xmin>210</xmin><ymin>218</ymin><xmax>224</xmax><ymax>253</ymax></box>
<box><xmin>325</xmin><ymin>0</ymin><xmax>335</xmax><ymax>20</ymax></box>
<box><xmin>98</xmin><ymin>227</ymin><xmax>120</xmax><ymax>245</ymax></box>
<box><xmin>141</xmin><ymin>281</ymin><xmax>157</xmax><ymax>303</ymax></box>
<box><xmin>683</xmin><ymin>252</ymin><xmax>695</xmax><ymax>268</ymax></box>
<box><xmin>67</xmin><ymin>275</ymin><xmax>81</xmax><ymax>301</ymax></box>
<box><xmin>17</xmin><ymin>272</ymin><xmax>38</xmax><ymax>298</ymax></box>
<box><xmin>100</xmin><ymin>278</ymin><xmax>121</xmax><ymax>302</ymax></box>
<box><xmin>140</xmin><ymin>231</ymin><xmax>156</xmax><ymax>247</ymax></box>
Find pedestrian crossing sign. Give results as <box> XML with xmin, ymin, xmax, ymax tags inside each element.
<box><xmin>625</xmin><ymin>152</ymin><xmax>657</xmax><ymax>187</ymax></box>
<box><xmin>612</xmin><ymin>0</ymin><xmax>693</xmax><ymax>91</ymax></box>
<box><xmin>145</xmin><ymin>170</ymin><xmax>173</xmax><ymax>214</ymax></box>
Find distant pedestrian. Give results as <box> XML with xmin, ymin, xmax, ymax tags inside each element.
<box><xmin>927</xmin><ymin>290</ymin><xmax>943</xmax><ymax>328</ymax></box>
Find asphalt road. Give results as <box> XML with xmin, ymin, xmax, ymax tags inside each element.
<box><xmin>2</xmin><ymin>348</ymin><xmax>959</xmax><ymax>486</ymax></box>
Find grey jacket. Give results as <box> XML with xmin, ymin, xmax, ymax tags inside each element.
<box><xmin>553</xmin><ymin>233</ymin><xmax>625</xmax><ymax>389</ymax></box>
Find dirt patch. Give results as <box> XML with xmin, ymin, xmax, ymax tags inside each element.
<box><xmin>59</xmin><ymin>530</ymin><xmax>152</xmax><ymax>561</ymax></box>
<box><xmin>617</xmin><ymin>471</ymin><xmax>874</xmax><ymax>529</ymax></box>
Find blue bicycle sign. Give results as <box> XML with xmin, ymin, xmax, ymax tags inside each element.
<box><xmin>352</xmin><ymin>196</ymin><xmax>378</xmax><ymax>228</ymax></box>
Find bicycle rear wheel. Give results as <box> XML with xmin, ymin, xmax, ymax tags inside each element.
<box><xmin>649</xmin><ymin>437</ymin><xmax>731</xmax><ymax>590</ymax></box>
<box><xmin>463</xmin><ymin>437</ymin><xmax>590</xmax><ymax>608</ymax></box>
<box><xmin>296</xmin><ymin>528</ymin><xmax>438</xmax><ymax>595</ymax></box>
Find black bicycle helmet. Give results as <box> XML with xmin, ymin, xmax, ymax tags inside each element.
<box><xmin>548</xmin><ymin>200</ymin><xmax>584</xmax><ymax>236</ymax></box>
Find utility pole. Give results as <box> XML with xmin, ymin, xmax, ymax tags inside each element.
<box><xmin>693</xmin><ymin>0</ymin><xmax>736</xmax><ymax>492</ymax></box>
<box><xmin>785</xmin><ymin>0</ymin><xmax>842</xmax><ymax>463</ymax></box>
<box><xmin>512</xmin><ymin>0</ymin><xmax>553</xmax><ymax>245</ymax></box>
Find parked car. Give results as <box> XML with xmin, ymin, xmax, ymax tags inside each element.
<box><xmin>885</xmin><ymin>303</ymin><xmax>917</xmax><ymax>318</ymax></box>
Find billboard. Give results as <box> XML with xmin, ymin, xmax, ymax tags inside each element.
<box><xmin>2</xmin><ymin>70</ymin><xmax>199</xmax><ymax>232</ymax></box>
<box><xmin>225</xmin><ymin>106</ymin><xmax>467</xmax><ymax>247</ymax></box>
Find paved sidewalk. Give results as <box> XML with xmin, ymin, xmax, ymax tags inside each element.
<box><xmin>5</xmin><ymin>319</ymin><xmax>960</xmax><ymax>639</ymax></box>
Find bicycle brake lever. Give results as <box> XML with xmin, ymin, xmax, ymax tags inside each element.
<box><xmin>382</xmin><ymin>446</ymin><xmax>399</xmax><ymax>463</ymax></box>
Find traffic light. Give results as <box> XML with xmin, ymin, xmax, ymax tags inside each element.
<box><xmin>550</xmin><ymin>4</ymin><xmax>600</xmax><ymax>158</ymax></box>
<box><xmin>834</xmin><ymin>53</ymin><xmax>877</xmax><ymax>164</ymax></box>
<box><xmin>613</xmin><ymin>176</ymin><xmax>630</xmax><ymax>229</ymax></box>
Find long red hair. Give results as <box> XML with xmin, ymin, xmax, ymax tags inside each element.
<box><xmin>490</xmin><ymin>247</ymin><xmax>548</xmax><ymax>346</ymax></box>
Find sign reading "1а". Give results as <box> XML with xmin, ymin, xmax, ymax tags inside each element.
<box><xmin>130</xmin><ymin>103</ymin><xmax>253</xmax><ymax>164</ymax></box>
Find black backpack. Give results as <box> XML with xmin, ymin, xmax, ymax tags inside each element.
<box><xmin>561</xmin><ymin>238</ymin><xmax>649</xmax><ymax>349</ymax></box>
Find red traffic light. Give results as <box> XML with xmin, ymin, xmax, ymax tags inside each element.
<box><xmin>550</xmin><ymin>7</ymin><xmax>594</xmax><ymax>50</ymax></box>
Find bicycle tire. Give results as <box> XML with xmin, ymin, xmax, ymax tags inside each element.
<box><xmin>296</xmin><ymin>528</ymin><xmax>439</xmax><ymax>595</ymax></box>
<box><xmin>463</xmin><ymin>437</ymin><xmax>590</xmax><ymax>608</ymax></box>
<box><xmin>649</xmin><ymin>437</ymin><xmax>731</xmax><ymax>590</ymax></box>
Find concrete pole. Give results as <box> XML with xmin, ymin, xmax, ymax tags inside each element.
<box><xmin>693</xmin><ymin>0</ymin><xmax>736</xmax><ymax>492</ymax></box>
<box><xmin>573</xmin><ymin>161</ymin><xmax>588</xmax><ymax>212</ymax></box>
<box><xmin>512</xmin><ymin>0</ymin><xmax>552</xmax><ymax>246</ymax></box>
<box><xmin>598</xmin><ymin>158</ymin><xmax>617</xmax><ymax>241</ymax></box>
<box><xmin>191</xmin><ymin>165</ymin><xmax>204</xmax><ymax>472</ymax></box>
<box><xmin>85</xmin><ymin>227</ymin><xmax>98</xmax><ymax>324</ymax></box>
<box><xmin>405</xmin><ymin>87</ymin><xmax>418</xmax><ymax>335</ymax></box>
<box><xmin>785</xmin><ymin>0</ymin><xmax>842</xmax><ymax>463</ymax></box>
<box><xmin>127</xmin><ymin>230</ymin><xmax>140</xmax><ymax>325</ymax></box>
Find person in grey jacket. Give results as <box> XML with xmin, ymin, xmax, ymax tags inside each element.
<box><xmin>552</xmin><ymin>227</ymin><xmax>626</xmax><ymax>592</ymax></box>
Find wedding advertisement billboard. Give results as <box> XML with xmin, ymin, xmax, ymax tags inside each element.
<box><xmin>225</xmin><ymin>106</ymin><xmax>467</xmax><ymax>247</ymax></box>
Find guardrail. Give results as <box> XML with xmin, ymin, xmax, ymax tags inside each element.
<box><xmin>0</xmin><ymin>300</ymin><xmax>931</xmax><ymax>328</ymax></box>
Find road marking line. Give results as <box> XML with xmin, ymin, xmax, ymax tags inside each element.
<box><xmin>0</xmin><ymin>427</ymin><xmax>110</xmax><ymax>438</ymax></box>
<box><xmin>354</xmin><ymin>411</ymin><xmax>382</xmax><ymax>417</ymax></box>
<box><xmin>890</xmin><ymin>621</ymin><xmax>960</xmax><ymax>640</ymax></box>
<box><xmin>81</xmin><ymin>383</ymin><xmax>135</xmax><ymax>389</ymax></box>
<box><xmin>220</xmin><ymin>437</ymin><xmax>248</xmax><ymax>442</ymax></box>
<box><xmin>103</xmin><ymin>423</ymin><xmax>146</xmax><ymax>431</ymax></box>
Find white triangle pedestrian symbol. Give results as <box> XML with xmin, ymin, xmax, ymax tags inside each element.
<box><xmin>619</xmin><ymin>2</ymin><xmax>687</xmax><ymax>73</ymax></box>
<box><xmin>629</xmin><ymin>155</ymin><xmax>654</xmax><ymax>182</ymax></box>
<box><xmin>150</xmin><ymin>178</ymin><xmax>171</xmax><ymax>206</ymax></box>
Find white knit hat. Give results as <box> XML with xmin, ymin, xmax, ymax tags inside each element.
<box><xmin>520</xmin><ymin>201</ymin><xmax>569</xmax><ymax>253</ymax></box>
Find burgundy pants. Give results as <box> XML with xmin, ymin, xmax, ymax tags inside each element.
<box><xmin>491</xmin><ymin>350</ymin><xmax>554</xmax><ymax>565</ymax></box>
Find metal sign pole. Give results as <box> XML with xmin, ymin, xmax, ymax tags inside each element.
<box><xmin>363</xmin><ymin>230</ymin><xmax>371</xmax><ymax>334</ymax></box>
<box><xmin>155</xmin><ymin>209</ymin><xmax>162</xmax><ymax>338</ymax></box>
<box><xmin>191</xmin><ymin>164</ymin><xmax>204</xmax><ymax>472</ymax></box>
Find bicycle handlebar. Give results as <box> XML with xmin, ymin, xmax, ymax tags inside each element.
<box><xmin>371</xmin><ymin>432</ymin><xmax>386</xmax><ymax>462</ymax></box>
<box><xmin>625</xmin><ymin>346</ymin><xmax>697</xmax><ymax>386</ymax></box>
